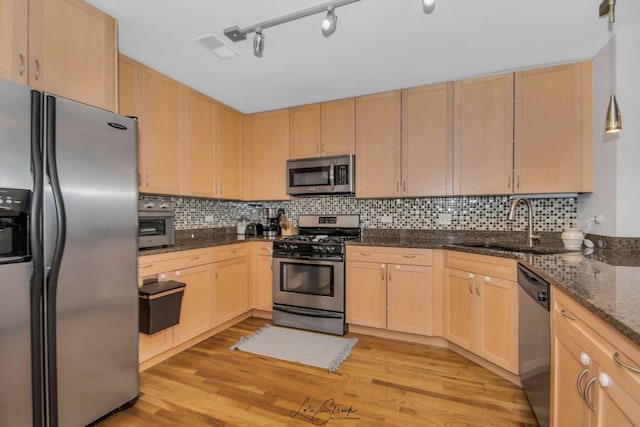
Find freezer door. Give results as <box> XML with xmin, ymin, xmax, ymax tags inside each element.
<box><xmin>0</xmin><ymin>80</ymin><xmax>36</xmax><ymax>427</ymax></box>
<box><xmin>43</xmin><ymin>95</ymin><xmax>139</xmax><ymax>426</ymax></box>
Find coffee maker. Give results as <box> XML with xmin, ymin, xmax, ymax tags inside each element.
<box><xmin>261</xmin><ymin>207</ymin><xmax>280</xmax><ymax>238</ymax></box>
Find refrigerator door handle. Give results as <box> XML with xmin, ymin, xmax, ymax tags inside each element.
<box><xmin>30</xmin><ymin>90</ymin><xmax>45</xmax><ymax>427</ymax></box>
<box><xmin>45</xmin><ymin>95</ymin><xmax>67</xmax><ymax>427</ymax></box>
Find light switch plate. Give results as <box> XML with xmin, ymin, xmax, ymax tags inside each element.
<box><xmin>438</xmin><ymin>213</ymin><xmax>452</xmax><ymax>225</ymax></box>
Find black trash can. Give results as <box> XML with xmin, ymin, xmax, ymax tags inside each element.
<box><xmin>138</xmin><ymin>280</ymin><xmax>186</xmax><ymax>334</ymax></box>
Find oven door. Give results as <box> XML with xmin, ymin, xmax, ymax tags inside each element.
<box><xmin>272</xmin><ymin>255</ymin><xmax>344</xmax><ymax>312</ymax></box>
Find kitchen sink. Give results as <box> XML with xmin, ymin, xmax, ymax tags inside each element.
<box><xmin>452</xmin><ymin>243</ymin><xmax>571</xmax><ymax>255</ymax></box>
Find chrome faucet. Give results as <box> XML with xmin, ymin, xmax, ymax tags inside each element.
<box><xmin>507</xmin><ymin>197</ymin><xmax>540</xmax><ymax>247</ymax></box>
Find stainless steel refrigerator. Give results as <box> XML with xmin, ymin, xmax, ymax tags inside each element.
<box><xmin>0</xmin><ymin>78</ymin><xmax>139</xmax><ymax>426</ymax></box>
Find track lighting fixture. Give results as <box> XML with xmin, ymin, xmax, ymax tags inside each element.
<box><xmin>422</xmin><ymin>0</ymin><xmax>436</xmax><ymax>14</ymax></box>
<box><xmin>253</xmin><ymin>28</ymin><xmax>264</xmax><ymax>57</ymax></box>
<box><xmin>224</xmin><ymin>0</ymin><xmax>435</xmax><ymax>57</ymax></box>
<box><xmin>598</xmin><ymin>0</ymin><xmax>615</xmax><ymax>23</ymax></box>
<box><xmin>321</xmin><ymin>6</ymin><xmax>338</xmax><ymax>37</ymax></box>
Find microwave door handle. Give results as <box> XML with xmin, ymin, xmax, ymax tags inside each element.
<box><xmin>329</xmin><ymin>161</ymin><xmax>335</xmax><ymax>190</ymax></box>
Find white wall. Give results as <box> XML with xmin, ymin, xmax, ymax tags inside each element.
<box><xmin>579</xmin><ymin>0</ymin><xmax>640</xmax><ymax>238</ymax></box>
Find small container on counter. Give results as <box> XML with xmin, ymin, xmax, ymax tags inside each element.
<box><xmin>561</xmin><ymin>227</ymin><xmax>584</xmax><ymax>250</ymax></box>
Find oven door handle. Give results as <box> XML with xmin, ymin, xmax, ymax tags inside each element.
<box><xmin>273</xmin><ymin>254</ymin><xmax>343</xmax><ymax>263</ymax></box>
<box><xmin>273</xmin><ymin>305</ymin><xmax>343</xmax><ymax>319</ymax></box>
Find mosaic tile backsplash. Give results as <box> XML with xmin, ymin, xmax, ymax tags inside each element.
<box><xmin>140</xmin><ymin>194</ymin><xmax>580</xmax><ymax>233</ymax></box>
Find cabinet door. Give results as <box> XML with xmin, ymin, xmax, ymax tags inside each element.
<box><xmin>117</xmin><ymin>55</ymin><xmax>141</xmax><ymax>118</ymax></box>
<box><xmin>36</xmin><ymin>0</ymin><xmax>116</xmax><ymax>111</ymax></box>
<box><xmin>182</xmin><ymin>89</ymin><xmax>215</xmax><ymax>198</ymax></box>
<box><xmin>453</xmin><ymin>73</ymin><xmax>513</xmax><ymax>195</ymax></box>
<box><xmin>212</xmin><ymin>256</ymin><xmax>249</xmax><ymax>325</ymax></box>
<box><xmin>254</xmin><ymin>253</ymin><xmax>273</xmax><ymax>311</ymax></box>
<box><xmin>355</xmin><ymin>91</ymin><xmax>401</xmax><ymax>198</ymax></box>
<box><xmin>346</xmin><ymin>261</ymin><xmax>387</xmax><ymax>328</ymax></box>
<box><xmin>321</xmin><ymin>98</ymin><xmax>355</xmax><ymax>156</ymax></box>
<box><xmin>387</xmin><ymin>264</ymin><xmax>433</xmax><ymax>335</ymax></box>
<box><xmin>445</xmin><ymin>268</ymin><xmax>475</xmax><ymax>351</ymax></box>
<box><xmin>290</xmin><ymin>103</ymin><xmax>321</xmax><ymax>159</ymax></box>
<box><xmin>476</xmin><ymin>275</ymin><xmax>518</xmax><ymax>372</ymax></box>
<box><xmin>139</xmin><ymin>67</ymin><xmax>182</xmax><ymax>195</ymax></box>
<box><xmin>172</xmin><ymin>265</ymin><xmax>212</xmax><ymax>345</ymax></box>
<box><xmin>244</xmin><ymin>109</ymin><xmax>290</xmax><ymax>200</ymax></box>
<box><xmin>402</xmin><ymin>83</ymin><xmax>453</xmax><ymax>197</ymax></box>
<box><xmin>514</xmin><ymin>62</ymin><xmax>593</xmax><ymax>193</ymax></box>
<box><xmin>217</xmin><ymin>103</ymin><xmax>243</xmax><ymax>199</ymax></box>
<box><xmin>551</xmin><ymin>326</ymin><xmax>592</xmax><ymax>427</ymax></box>
<box><xmin>0</xmin><ymin>0</ymin><xmax>28</xmax><ymax>84</ymax></box>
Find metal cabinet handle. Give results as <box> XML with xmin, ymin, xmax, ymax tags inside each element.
<box><xmin>360</xmin><ymin>252</ymin><xmax>372</xmax><ymax>256</ymax></box>
<box><xmin>476</xmin><ymin>280</ymin><xmax>480</xmax><ymax>296</ymax></box>
<box><xmin>507</xmin><ymin>175</ymin><xmax>511</xmax><ymax>190</ymax></box>
<box><xmin>140</xmin><ymin>264</ymin><xmax>154</xmax><ymax>269</ymax></box>
<box><xmin>34</xmin><ymin>59</ymin><xmax>40</xmax><ymax>80</ymax></box>
<box><xmin>516</xmin><ymin>175</ymin><xmax>520</xmax><ymax>190</ymax></box>
<box><xmin>189</xmin><ymin>256</ymin><xmax>200</xmax><ymax>260</ymax></box>
<box><xmin>468</xmin><ymin>273</ymin><xmax>474</xmax><ymax>293</ymax></box>
<box><xmin>560</xmin><ymin>309</ymin><xmax>577</xmax><ymax>320</ymax></box>
<box><xmin>381</xmin><ymin>264</ymin><xmax>385</xmax><ymax>281</ymax></box>
<box><xmin>613</xmin><ymin>352</ymin><xmax>640</xmax><ymax>374</ymax></box>
<box><xmin>316</xmin><ymin>143</ymin><xmax>320</xmax><ymax>154</ymax></box>
<box><xmin>402</xmin><ymin>255</ymin><xmax>416</xmax><ymax>259</ymax></box>
<box><xmin>577</xmin><ymin>368</ymin><xmax>589</xmax><ymax>399</ymax></box>
<box><xmin>584</xmin><ymin>377</ymin><xmax>597</xmax><ymax>412</ymax></box>
<box><xmin>403</xmin><ymin>181</ymin><xmax>406</xmax><ymax>192</ymax></box>
<box><xmin>19</xmin><ymin>53</ymin><xmax>25</xmax><ymax>76</ymax></box>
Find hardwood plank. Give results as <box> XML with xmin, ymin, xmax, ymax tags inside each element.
<box><xmin>99</xmin><ymin>318</ymin><xmax>536</xmax><ymax>426</ymax></box>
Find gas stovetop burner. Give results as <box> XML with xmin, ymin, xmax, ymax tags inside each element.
<box><xmin>277</xmin><ymin>234</ymin><xmax>357</xmax><ymax>244</ymax></box>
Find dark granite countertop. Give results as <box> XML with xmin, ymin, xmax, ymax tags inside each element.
<box><xmin>139</xmin><ymin>228</ymin><xmax>640</xmax><ymax>346</ymax></box>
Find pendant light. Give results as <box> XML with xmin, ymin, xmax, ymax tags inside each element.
<box><xmin>321</xmin><ymin>6</ymin><xmax>337</xmax><ymax>37</ymax></box>
<box><xmin>605</xmin><ymin>36</ymin><xmax>621</xmax><ymax>133</ymax></box>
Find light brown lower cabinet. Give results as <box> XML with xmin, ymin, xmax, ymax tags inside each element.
<box><xmin>211</xmin><ymin>244</ymin><xmax>249</xmax><ymax>325</ymax></box>
<box><xmin>445</xmin><ymin>251</ymin><xmax>518</xmax><ymax>374</ymax></box>
<box><xmin>137</xmin><ymin>248</ymin><xmax>212</xmax><ymax>362</ymax></box>
<box><xmin>552</xmin><ymin>288</ymin><xmax>640</xmax><ymax>426</ymax></box>
<box><xmin>251</xmin><ymin>241</ymin><xmax>273</xmax><ymax>312</ymax></box>
<box><xmin>346</xmin><ymin>246</ymin><xmax>433</xmax><ymax>335</ymax></box>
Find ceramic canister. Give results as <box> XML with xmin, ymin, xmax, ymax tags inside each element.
<box><xmin>561</xmin><ymin>227</ymin><xmax>584</xmax><ymax>249</ymax></box>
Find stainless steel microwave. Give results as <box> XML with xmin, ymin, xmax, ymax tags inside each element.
<box><xmin>286</xmin><ymin>154</ymin><xmax>355</xmax><ymax>196</ymax></box>
<box><xmin>138</xmin><ymin>201</ymin><xmax>175</xmax><ymax>248</ymax></box>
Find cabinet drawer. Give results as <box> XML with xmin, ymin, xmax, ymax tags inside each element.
<box><xmin>213</xmin><ymin>243</ymin><xmax>248</xmax><ymax>262</ymax></box>
<box><xmin>139</xmin><ymin>248</ymin><xmax>211</xmax><ymax>276</ymax></box>
<box><xmin>553</xmin><ymin>288</ymin><xmax>640</xmax><ymax>406</ymax></box>
<box><xmin>445</xmin><ymin>250</ymin><xmax>516</xmax><ymax>281</ymax></box>
<box><xmin>347</xmin><ymin>246</ymin><xmax>431</xmax><ymax>265</ymax></box>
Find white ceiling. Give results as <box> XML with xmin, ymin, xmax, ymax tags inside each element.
<box><xmin>87</xmin><ymin>0</ymin><xmax>611</xmax><ymax>114</ymax></box>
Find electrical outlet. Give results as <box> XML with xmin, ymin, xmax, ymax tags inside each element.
<box><xmin>380</xmin><ymin>215</ymin><xmax>393</xmax><ymax>224</ymax></box>
<box><xmin>205</xmin><ymin>215</ymin><xmax>214</xmax><ymax>222</ymax></box>
<box><xmin>438</xmin><ymin>213</ymin><xmax>452</xmax><ymax>225</ymax></box>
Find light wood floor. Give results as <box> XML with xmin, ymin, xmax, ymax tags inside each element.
<box><xmin>98</xmin><ymin>318</ymin><xmax>537</xmax><ymax>426</ymax></box>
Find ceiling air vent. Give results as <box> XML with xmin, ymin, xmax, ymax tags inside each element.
<box><xmin>194</xmin><ymin>33</ymin><xmax>238</xmax><ymax>59</ymax></box>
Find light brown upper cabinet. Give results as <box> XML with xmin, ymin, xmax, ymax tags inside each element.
<box><xmin>289</xmin><ymin>98</ymin><xmax>355</xmax><ymax>159</ymax></box>
<box><xmin>402</xmin><ymin>83</ymin><xmax>454</xmax><ymax>197</ymax></box>
<box><xmin>453</xmin><ymin>73</ymin><xmax>514</xmax><ymax>196</ymax></box>
<box><xmin>182</xmin><ymin>88</ymin><xmax>216</xmax><ymax>198</ymax></box>
<box><xmin>0</xmin><ymin>0</ymin><xmax>28</xmax><ymax>85</ymax></box>
<box><xmin>139</xmin><ymin>67</ymin><xmax>182</xmax><ymax>195</ymax></box>
<box><xmin>26</xmin><ymin>0</ymin><xmax>116</xmax><ymax>111</ymax></box>
<box><xmin>514</xmin><ymin>62</ymin><xmax>593</xmax><ymax>194</ymax></box>
<box><xmin>216</xmin><ymin>104</ymin><xmax>243</xmax><ymax>200</ymax></box>
<box><xmin>244</xmin><ymin>109</ymin><xmax>290</xmax><ymax>201</ymax></box>
<box><xmin>355</xmin><ymin>91</ymin><xmax>402</xmax><ymax>198</ymax></box>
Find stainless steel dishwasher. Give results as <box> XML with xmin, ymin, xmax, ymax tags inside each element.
<box><xmin>518</xmin><ymin>264</ymin><xmax>550</xmax><ymax>427</ymax></box>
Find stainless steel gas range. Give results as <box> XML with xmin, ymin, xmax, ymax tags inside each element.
<box><xmin>271</xmin><ymin>214</ymin><xmax>360</xmax><ymax>335</ymax></box>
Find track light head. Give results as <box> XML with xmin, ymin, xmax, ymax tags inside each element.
<box><xmin>422</xmin><ymin>0</ymin><xmax>436</xmax><ymax>14</ymax></box>
<box><xmin>321</xmin><ymin>6</ymin><xmax>337</xmax><ymax>37</ymax></box>
<box><xmin>253</xmin><ymin>28</ymin><xmax>264</xmax><ymax>57</ymax></box>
